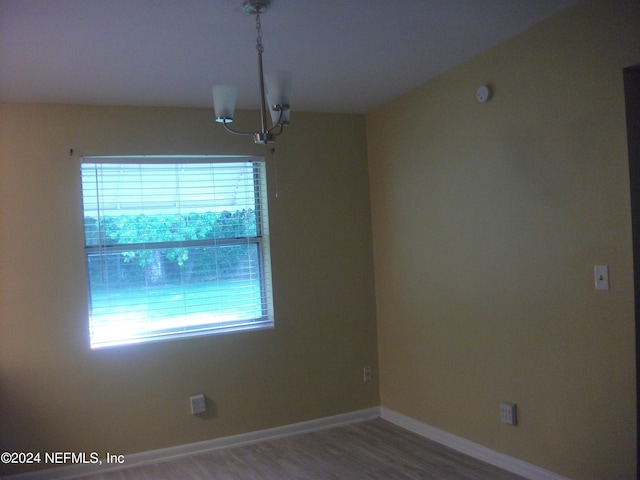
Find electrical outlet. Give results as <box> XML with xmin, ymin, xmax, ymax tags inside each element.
<box><xmin>500</xmin><ymin>402</ymin><xmax>517</xmax><ymax>425</ymax></box>
<box><xmin>363</xmin><ymin>366</ymin><xmax>372</xmax><ymax>382</ymax></box>
<box><xmin>190</xmin><ymin>394</ymin><xmax>206</xmax><ymax>415</ymax></box>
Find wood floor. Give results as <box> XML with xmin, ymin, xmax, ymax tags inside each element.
<box><xmin>73</xmin><ymin>419</ymin><xmax>526</xmax><ymax>480</ymax></box>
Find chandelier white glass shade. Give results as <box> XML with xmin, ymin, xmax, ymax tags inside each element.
<box><xmin>212</xmin><ymin>0</ymin><xmax>292</xmax><ymax>145</ymax></box>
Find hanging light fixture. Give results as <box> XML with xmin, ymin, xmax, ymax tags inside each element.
<box><xmin>212</xmin><ymin>0</ymin><xmax>292</xmax><ymax>145</ymax></box>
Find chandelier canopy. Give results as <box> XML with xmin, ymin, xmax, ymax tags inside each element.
<box><xmin>212</xmin><ymin>0</ymin><xmax>292</xmax><ymax>145</ymax></box>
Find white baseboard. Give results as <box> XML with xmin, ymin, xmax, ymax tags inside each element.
<box><xmin>4</xmin><ymin>406</ymin><xmax>568</xmax><ymax>480</ymax></box>
<box><xmin>4</xmin><ymin>407</ymin><xmax>381</xmax><ymax>480</ymax></box>
<box><xmin>380</xmin><ymin>407</ymin><xmax>570</xmax><ymax>480</ymax></box>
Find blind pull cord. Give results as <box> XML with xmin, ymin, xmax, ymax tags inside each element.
<box><xmin>270</xmin><ymin>147</ymin><xmax>279</xmax><ymax>198</ymax></box>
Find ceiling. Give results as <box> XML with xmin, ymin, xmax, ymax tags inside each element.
<box><xmin>0</xmin><ymin>0</ymin><xmax>578</xmax><ymax>115</ymax></box>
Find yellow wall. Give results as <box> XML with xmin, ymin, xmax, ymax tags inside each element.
<box><xmin>0</xmin><ymin>105</ymin><xmax>379</xmax><ymax>476</ymax></box>
<box><xmin>366</xmin><ymin>0</ymin><xmax>639</xmax><ymax>478</ymax></box>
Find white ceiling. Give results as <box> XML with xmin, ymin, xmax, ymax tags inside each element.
<box><xmin>0</xmin><ymin>0</ymin><xmax>578</xmax><ymax>115</ymax></box>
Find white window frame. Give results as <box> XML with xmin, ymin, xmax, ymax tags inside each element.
<box><xmin>80</xmin><ymin>155</ymin><xmax>274</xmax><ymax>349</ymax></box>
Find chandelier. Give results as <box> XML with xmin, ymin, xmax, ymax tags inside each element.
<box><xmin>212</xmin><ymin>0</ymin><xmax>292</xmax><ymax>145</ymax></box>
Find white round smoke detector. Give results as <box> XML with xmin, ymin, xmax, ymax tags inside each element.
<box><xmin>476</xmin><ymin>85</ymin><xmax>492</xmax><ymax>103</ymax></box>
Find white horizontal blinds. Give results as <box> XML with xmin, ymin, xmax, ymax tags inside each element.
<box><xmin>82</xmin><ymin>162</ymin><xmax>258</xmax><ymax>239</ymax></box>
<box><xmin>81</xmin><ymin>156</ymin><xmax>273</xmax><ymax>348</ymax></box>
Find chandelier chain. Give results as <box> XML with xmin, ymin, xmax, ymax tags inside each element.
<box><xmin>255</xmin><ymin>14</ymin><xmax>264</xmax><ymax>54</ymax></box>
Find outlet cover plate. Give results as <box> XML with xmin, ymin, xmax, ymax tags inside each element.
<box><xmin>190</xmin><ymin>394</ymin><xmax>206</xmax><ymax>415</ymax></box>
<box><xmin>500</xmin><ymin>402</ymin><xmax>517</xmax><ymax>425</ymax></box>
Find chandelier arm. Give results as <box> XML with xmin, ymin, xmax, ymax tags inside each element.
<box><xmin>221</xmin><ymin>119</ymin><xmax>259</xmax><ymax>137</ymax></box>
<box><xmin>267</xmin><ymin>109</ymin><xmax>285</xmax><ymax>134</ymax></box>
<box><xmin>268</xmin><ymin>124</ymin><xmax>284</xmax><ymax>136</ymax></box>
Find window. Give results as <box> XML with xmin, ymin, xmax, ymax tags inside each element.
<box><xmin>80</xmin><ymin>156</ymin><xmax>274</xmax><ymax>349</ymax></box>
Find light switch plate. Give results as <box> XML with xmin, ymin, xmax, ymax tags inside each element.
<box><xmin>594</xmin><ymin>265</ymin><xmax>609</xmax><ymax>290</ymax></box>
